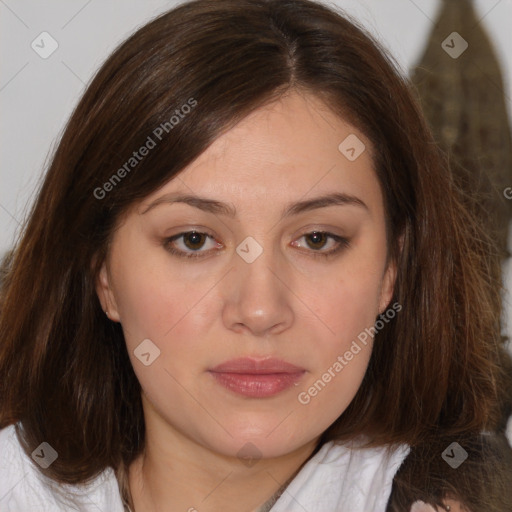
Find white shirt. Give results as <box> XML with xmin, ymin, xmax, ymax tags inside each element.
<box><xmin>4</xmin><ymin>418</ymin><xmax>512</xmax><ymax>512</ymax></box>
<box><xmin>0</xmin><ymin>423</ymin><xmax>411</xmax><ymax>512</ymax></box>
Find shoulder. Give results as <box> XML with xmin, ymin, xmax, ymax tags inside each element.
<box><xmin>270</xmin><ymin>438</ymin><xmax>410</xmax><ymax>512</ymax></box>
<box><xmin>386</xmin><ymin>426</ymin><xmax>512</xmax><ymax>511</ymax></box>
<box><xmin>0</xmin><ymin>423</ymin><xmax>124</xmax><ymax>512</ymax></box>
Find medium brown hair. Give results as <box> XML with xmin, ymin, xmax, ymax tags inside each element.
<box><xmin>1</xmin><ymin>0</ymin><xmax>510</xmax><ymax>509</ymax></box>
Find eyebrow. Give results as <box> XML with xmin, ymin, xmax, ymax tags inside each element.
<box><xmin>140</xmin><ymin>191</ymin><xmax>368</xmax><ymax>217</ymax></box>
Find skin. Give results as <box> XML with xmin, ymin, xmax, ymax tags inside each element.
<box><xmin>96</xmin><ymin>90</ymin><xmax>397</xmax><ymax>512</ymax></box>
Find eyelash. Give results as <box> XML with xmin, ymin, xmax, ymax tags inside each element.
<box><xmin>163</xmin><ymin>230</ymin><xmax>350</xmax><ymax>260</ymax></box>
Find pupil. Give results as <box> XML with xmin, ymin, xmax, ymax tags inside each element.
<box><xmin>308</xmin><ymin>231</ymin><xmax>326</xmax><ymax>249</ymax></box>
<box><xmin>185</xmin><ymin>232</ymin><xmax>204</xmax><ymax>250</ymax></box>
<box><xmin>182</xmin><ymin>232</ymin><xmax>327</xmax><ymax>251</ymax></box>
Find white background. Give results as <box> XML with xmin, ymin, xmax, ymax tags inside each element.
<box><xmin>1</xmin><ymin>0</ymin><xmax>511</xmax><ymax>342</ymax></box>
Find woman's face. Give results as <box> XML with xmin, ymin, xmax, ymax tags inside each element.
<box><xmin>97</xmin><ymin>90</ymin><xmax>396</xmax><ymax>460</ymax></box>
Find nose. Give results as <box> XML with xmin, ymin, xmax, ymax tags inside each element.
<box><xmin>221</xmin><ymin>241</ymin><xmax>294</xmax><ymax>338</ymax></box>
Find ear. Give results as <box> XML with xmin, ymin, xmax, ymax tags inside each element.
<box><xmin>378</xmin><ymin>234</ymin><xmax>403</xmax><ymax>314</ymax></box>
<box><xmin>378</xmin><ymin>258</ymin><xmax>397</xmax><ymax>315</ymax></box>
<box><xmin>95</xmin><ymin>259</ymin><xmax>121</xmax><ymax>322</ymax></box>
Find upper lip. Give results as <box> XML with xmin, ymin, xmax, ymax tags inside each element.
<box><xmin>209</xmin><ymin>357</ymin><xmax>305</xmax><ymax>374</ymax></box>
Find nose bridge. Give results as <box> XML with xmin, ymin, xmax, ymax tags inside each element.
<box><xmin>235</xmin><ymin>234</ymin><xmax>282</xmax><ymax>301</ymax></box>
<box><xmin>223</xmin><ymin>233</ymin><xmax>293</xmax><ymax>336</ymax></box>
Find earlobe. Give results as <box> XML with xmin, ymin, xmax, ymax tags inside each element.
<box><xmin>95</xmin><ymin>261</ymin><xmax>121</xmax><ymax>322</ymax></box>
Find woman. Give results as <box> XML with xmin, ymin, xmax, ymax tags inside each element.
<box><xmin>0</xmin><ymin>0</ymin><xmax>511</xmax><ymax>510</ymax></box>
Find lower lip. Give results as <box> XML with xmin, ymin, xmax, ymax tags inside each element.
<box><xmin>209</xmin><ymin>371</ymin><xmax>306</xmax><ymax>398</ymax></box>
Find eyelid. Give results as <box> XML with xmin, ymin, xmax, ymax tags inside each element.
<box><xmin>164</xmin><ymin>230</ymin><xmax>221</xmax><ymax>259</ymax></box>
<box><xmin>163</xmin><ymin>229</ymin><xmax>350</xmax><ymax>259</ymax></box>
<box><xmin>292</xmin><ymin>232</ymin><xmax>350</xmax><ymax>258</ymax></box>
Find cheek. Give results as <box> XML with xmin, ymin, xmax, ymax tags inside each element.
<box><xmin>112</xmin><ymin>244</ymin><xmax>219</xmax><ymax>365</ymax></box>
<box><xmin>307</xmin><ymin>254</ymin><xmax>386</xmax><ymax>346</ymax></box>
<box><xmin>113</xmin><ymin>266</ymin><xmax>179</xmax><ymax>345</ymax></box>
<box><xmin>297</xmin><ymin>286</ymin><xmax>375</xmax><ymax>432</ymax></box>
<box><xmin>113</xmin><ymin>261</ymin><xmax>218</xmax><ymax>412</ymax></box>
<box><xmin>309</xmin><ymin>275</ymin><xmax>379</xmax><ymax>380</ymax></box>
<box><xmin>292</xmin><ymin>251</ymin><xmax>385</xmax><ymax>418</ymax></box>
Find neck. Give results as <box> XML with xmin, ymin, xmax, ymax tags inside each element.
<box><xmin>254</xmin><ymin>471</ymin><xmax>298</xmax><ymax>512</ymax></box>
<box><xmin>126</xmin><ymin>399</ymin><xmax>321</xmax><ymax>512</ymax></box>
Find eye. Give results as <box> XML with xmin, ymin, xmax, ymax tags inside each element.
<box><xmin>163</xmin><ymin>230</ymin><xmax>350</xmax><ymax>260</ymax></box>
<box><xmin>291</xmin><ymin>231</ymin><xmax>350</xmax><ymax>258</ymax></box>
<box><xmin>163</xmin><ymin>231</ymin><xmax>221</xmax><ymax>259</ymax></box>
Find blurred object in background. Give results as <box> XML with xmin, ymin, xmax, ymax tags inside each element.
<box><xmin>412</xmin><ymin>0</ymin><xmax>512</xmax><ymax>433</ymax></box>
<box><xmin>411</xmin><ymin>0</ymin><xmax>512</xmax><ymax>260</ymax></box>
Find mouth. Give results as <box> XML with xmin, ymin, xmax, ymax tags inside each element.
<box><xmin>208</xmin><ymin>357</ymin><xmax>306</xmax><ymax>398</ymax></box>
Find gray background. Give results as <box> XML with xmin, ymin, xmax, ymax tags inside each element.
<box><xmin>1</xmin><ymin>0</ymin><xmax>511</xmax><ymax>343</ymax></box>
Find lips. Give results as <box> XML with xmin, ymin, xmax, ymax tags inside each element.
<box><xmin>209</xmin><ymin>357</ymin><xmax>305</xmax><ymax>374</ymax></box>
<box><xmin>208</xmin><ymin>357</ymin><xmax>306</xmax><ymax>398</ymax></box>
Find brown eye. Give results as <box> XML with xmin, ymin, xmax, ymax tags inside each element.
<box><xmin>182</xmin><ymin>231</ymin><xmax>207</xmax><ymax>250</ymax></box>
<box><xmin>292</xmin><ymin>231</ymin><xmax>350</xmax><ymax>259</ymax></box>
<box><xmin>304</xmin><ymin>231</ymin><xmax>329</xmax><ymax>250</ymax></box>
<box><xmin>163</xmin><ymin>231</ymin><xmax>221</xmax><ymax>259</ymax></box>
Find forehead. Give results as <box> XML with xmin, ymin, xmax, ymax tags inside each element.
<box><xmin>139</xmin><ymin>90</ymin><xmax>382</xmax><ymax>218</ymax></box>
